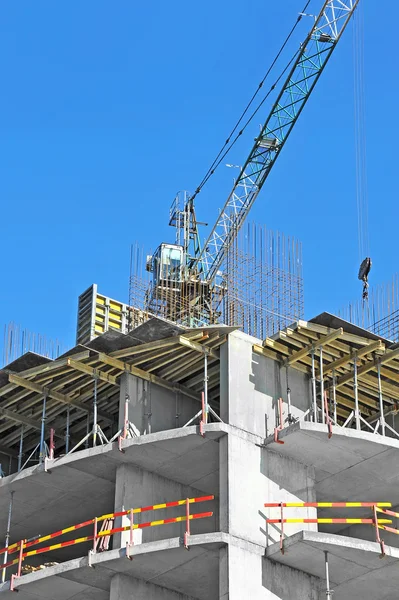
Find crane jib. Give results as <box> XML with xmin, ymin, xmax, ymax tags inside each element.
<box><xmin>197</xmin><ymin>0</ymin><xmax>360</xmax><ymax>284</ymax></box>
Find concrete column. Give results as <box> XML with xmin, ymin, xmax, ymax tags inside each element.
<box><xmin>220</xmin><ymin>331</ymin><xmax>310</xmax><ymax>438</ymax></box>
<box><xmin>110</xmin><ymin>573</ymin><xmax>196</xmax><ymax>600</ymax></box>
<box><xmin>220</xmin><ymin>431</ymin><xmax>316</xmax><ymax>548</ymax></box>
<box><xmin>219</xmin><ymin>545</ymin><xmax>320</xmax><ymax>600</ymax></box>
<box><xmin>113</xmin><ymin>464</ymin><xmax>218</xmax><ymax>548</ymax></box>
<box><xmin>119</xmin><ymin>374</ymin><xmax>201</xmax><ymax>436</ymax></box>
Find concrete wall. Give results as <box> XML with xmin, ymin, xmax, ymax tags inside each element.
<box><xmin>220</xmin><ymin>430</ymin><xmax>317</xmax><ymax>548</ymax></box>
<box><xmin>220</xmin><ymin>330</ymin><xmax>311</xmax><ymax>439</ymax></box>
<box><xmin>114</xmin><ymin>464</ymin><xmax>218</xmax><ymax>547</ymax></box>
<box><xmin>219</xmin><ymin>545</ymin><xmax>320</xmax><ymax>600</ymax></box>
<box><xmin>120</xmin><ymin>374</ymin><xmax>200</xmax><ymax>435</ymax></box>
<box><xmin>110</xmin><ymin>573</ymin><xmax>197</xmax><ymax>600</ymax></box>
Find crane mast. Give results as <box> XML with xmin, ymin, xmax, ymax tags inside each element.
<box><xmin>145</xmin><ymin>0</ymin><xmax>360</xmax><ymax>326</ymax></box>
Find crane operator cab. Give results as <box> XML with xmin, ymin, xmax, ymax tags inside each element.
<box><xmin>146</xmin><ymin>243</ymin><xmax>184</xmax><ymax>289</ymax></box>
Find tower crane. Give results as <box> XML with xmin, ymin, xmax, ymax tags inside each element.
<box><xmin>145</xmin><ymin>0</ymin><xmax>360</xmax><ymax>326</ymax></box>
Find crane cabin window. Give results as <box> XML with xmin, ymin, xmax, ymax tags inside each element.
<box><xmin>153</xmin><ymin>244</ymin><xmax>183</xmax><ymax>284</ymax></box>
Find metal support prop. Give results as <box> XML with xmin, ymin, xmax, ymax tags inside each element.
<box><xmin>65</xmin><ymin>407</ymin><xmax>70</xmax><ymax>453</ymax></box>
<box><xmin>325</xmin><ymin>551</ymin><xmax>333</xmax><ymax>598</ymax></box>
<box><xmin>85</xmin><ymin>413</ymin><xmax>90</xmax><ymax>449</ymax></box>
<box><xmin>39</xmin><ymin>393</ymin><xmax>47</xmax><ymax>464</ymax></box>
<box><xmin>1</xmin><ymin>492</ymin><xmax>14</xmax><ymax>583</ymax></box>
<box><xmin>204</xmin><ymin>353</ymin><xmax>209</xmax><ymax>424</ymax></box>
<box><xmin>184</xmin><ymin>498</ymin><xmax>190</xmax><ymax>549</ymax></box>
<box><xmin>354</xmin><ymin>356</ymin><xmax>360</xmax><ymax>430</ymax></box>
<box><xmin>93</xmin><ymin>376</ymin><xmax>98</xmax><ymax>447</ymax></box>
<box><xmin>320</xmin><ymin>346</ymin><xmax>325</xmax><ymax>425</ymax></box>
<box><xmin>311</xmin><ymin>349</ymin><xmax>317</xmax><ymax>423</ymax></box>
<box><xmin>332</xmin><ymin>369</ymin><xmax>337</xmax><ymax>424</ymax></box>
<box><xmin>17</xmin><ymin>427</ymin><xmax>24</xmax><ymax>472</ymax></box>
<box><xmin>377</xmin><ymin>361</ymin><xmax>386</xmax><ymax>436</ymax></box>
<box><xmin>285</xmin><ymin>366</ymin><xmax>293</xmax><ymax>423</ymax></box>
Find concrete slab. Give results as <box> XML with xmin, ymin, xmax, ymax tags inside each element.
<box><xmin>264</xmin><ymin>422</ymin><xmax>399</xmax><ymax>504</ymax></box>
<box><xmin>0</xmin><ymin>425</ymin><xmax>225</xmax><ymax>559</ymax></box>
<box><xmin>0</xmin><ymin>533</ymin><xmax>226</xmax><ymax>600</ymax></box>
<box><xmin>267</xmin><ymin>530</ymin><xmax>399</xmax><ymax>600</ymax></box>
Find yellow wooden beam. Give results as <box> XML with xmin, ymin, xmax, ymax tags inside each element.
<box><xmin>8</xmin><ymin>373</ymin><xmax>114</xmax><ymax>423</ymax></box>
<box><xmin>177</xmin><ymin>335</ymin><xmax>219</xmax><ymax>359</ymax></box>
<box><xmin>284</xmin><ymin>328</ymin><xmax>344</xmax><ymax>366</ymax></box>
<box><xmin>95</xmin><ymin>353</ymin><xmax>200</xmax><ymax>402</ymax></box>
<box><xmin>336</xmin><ymin>346</ymin><xmax>399</xmax><ymax>389</ymax></box>
<box><xmin>66</xmin><ymin>359</ymin><xmax>118</xmax><ymax>385</ymax></box>
<box><xmin>322</xmin><ymin>340</ymin><xmax>385</xmax><ymax>375</ymax></box>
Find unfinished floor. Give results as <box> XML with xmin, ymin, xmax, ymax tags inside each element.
<box><xmin>1</xmin><ymin>315</ymin><xmax>399</xmax><ymax>599</ymax></box>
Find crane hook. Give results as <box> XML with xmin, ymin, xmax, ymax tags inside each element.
<box><xmin>358</xmin><ymin>257</ymin><xmax>372</xmax><ymax>301</ymax></box>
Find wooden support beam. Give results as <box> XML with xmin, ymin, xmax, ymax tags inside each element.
<box><xmin>66</xmin><ymin>359</ymin><xmax>118</xmax><ymax>385</ymax></box>
<box><xmin>8</xmin><ymin>374</ymin><xmax>114</xmax><ymax>423</ymax></box>
<box><xmin>109</xmin><ymin>331</ymin><xmax>205</xmax><ymax>360</ymax></box>
<box><xmin>253</xmin><ymin>345</ymin><xmax>310</xmax><ymax>374</ymax></box>
<box><xmin>0</xmin><ymin>407</ymin><xmax>72</xmax><ymax>443</ymax></box>
<box><xmin>284</xmin><ymin>328</ymin><xmax>344</xmax><ymax>366</ymax></box>
<box><xmin>296</xmin><ymin>320</ymin><xmax>377</xmax><ymax>347</ymax></box>
<box><xmin>177</xmin><ymin>335</ymin><xmax>220</xmax><ymax>359</ymax></box>
<box><xmin>322</xmin><ymin>340</ymin><xmax>385</xmax><ymax>376</ymax></box>
<box><xmin>95</xmin><ymin>353</ymin><xmax>200</xmax><ymax>402</ymax></box>
<box><xmin>336</xmin><ymin>347</ymin><xmax>399</xmax><ymax>388</ymax></box>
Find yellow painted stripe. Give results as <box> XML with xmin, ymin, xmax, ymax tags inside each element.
<box><xmin>151</xmin><ymin>503</ymin><xmax>168</xmax><ymax>510</ymax></box>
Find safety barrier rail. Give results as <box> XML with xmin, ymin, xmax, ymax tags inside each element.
<box><xmin>265</xmin><ymin>501</ymin><xmax>392</xmax><ymax>556</ymax></box>
<box><xmin>2</xmin><ymin>494</ymin><xmax>214</xmax><ymax>591</ymax></box>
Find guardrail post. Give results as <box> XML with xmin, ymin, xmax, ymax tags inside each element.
<box><xmin>279</xmin><ymin>503</ymin><xmax>285</xmax><ymax>554</ymax></box>
<box><xmin>324</xmin><ymin>391</ymin><xmax>333</xmax><ymax>439</ymax></box>
<box><xmin>49</xmin><ymin>428</ymin><xmax>55</xmax><ymax>460</ymax></box>
<box><xmin>373</xmin><ymin>505</ymin><xmax>385</xmax><ymax>558</ymax></box>
<box><xmin>10</xmin><ymin>539</ymin><xmax>24</xmax><ymax>592</ymax></box>
<box><xmin>184</xmin><ymin>498</ymin><xmax>190</xmax><ymax>550</ymax></box>
<box><xmin>126</xmin><ymin>509</ymin><xmax>134</xmax><ymax>560</ymax></box>
<box><xmin>274</xmin><ymin>398</ymin><xmax>285</xmax><ymax>444</ymax></box>
<box><xmin>89</xmin><ymin>518</ymin><xmax>98</xmax><ymax>567</ymax></box>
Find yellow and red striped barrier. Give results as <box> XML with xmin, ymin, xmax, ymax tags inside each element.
<box><xmin>265</xmin><ymin>502</ymin><xmax>392</xmax><ymax>509</ymax></box>
<box><xmin>0</xmin><ymin>494</ymin><xmax>214</xmax><ymax>560</ymax></box>
<box><xmin>267</xmin><ymin>518</ymin><xmax>392</xmax><ymax>525</ymax></box>
<box><xmin>1</xmin><ymin>495</ymin><xmax>214</xmax><ymax>581</ymax></box>
<box><xmin>265</xmin><ymin>500</ymin><xmax>393</xmax><ymax>555</ymax></box>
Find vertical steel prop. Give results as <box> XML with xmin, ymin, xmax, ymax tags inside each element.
<box><xmin>354</xmin><ymin>356</ymin><xmax>360</xmax><ymax>430</ymax></box>
<box><xmin>377</xmin><ymin>360</ymin><xmax>386</xmax><ymax>436</ymax></box>
<box><xmin>1</xmin><ymin>492</ymin><xmax>14</xmax><ymax>583</ymax></box>
<box><xmin>39</xmin><ymin>392</ymin><xmax>47</xmax><ymax>464</ymax></box>
<box><xmin>311</xmin><ymin>348</ymin><xmax>317</xmax><ymax>423</ymax></box>
<box><xmin>320</xmin><ymin>346</ymin><xmax>325</xmax><ymax>424</ymax></box>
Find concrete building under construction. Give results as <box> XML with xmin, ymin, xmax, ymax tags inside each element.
<box><xmin>1</xmin><ymin>312</ymin><xmax>399</xmax><ymax>599</ymax></box>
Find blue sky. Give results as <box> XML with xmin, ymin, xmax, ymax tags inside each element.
<box><xmin>0</xmin><ymin>0</ymin><xmax>396</xmax><ymax>356</ymax></box>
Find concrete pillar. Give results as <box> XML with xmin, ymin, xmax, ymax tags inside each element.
<box><xmin>219</xmin><ymin>545</ymin><xmax>320</xmax><ymax>600</ymax></box>
<box><xmin>110</xmin><ymin>573</ymin><xmax>196</xmax><ymax>600</ymax></box>
<box><xmin>113</xmin><ymin>464</ymin><xmax>218</xmax><ymax>548</ymax></box>
<box><xmin>119</xmin><ymin>374</ymin><xmax>201</xmax><ymax>436</ymax></box>
<box><xmin>220</xmin><ymin>432</ymin><xmax>316</xmax><ymax>548</ymax></box>
<box><xmin>220</xmin><ymin>331</ymin><xmax>311</xmax><ymax>438</ymax></box>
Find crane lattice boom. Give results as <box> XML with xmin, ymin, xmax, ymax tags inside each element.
<box><xmin>197</xmin><ymin>0</ymin><xmax>360</xmax><ymax>284</ymax></box>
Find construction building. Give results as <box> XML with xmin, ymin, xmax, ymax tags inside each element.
<box><xmin>1</xmin><ymin>313</ymin><xmax>399</xmax><ymax>599</ymax></box>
